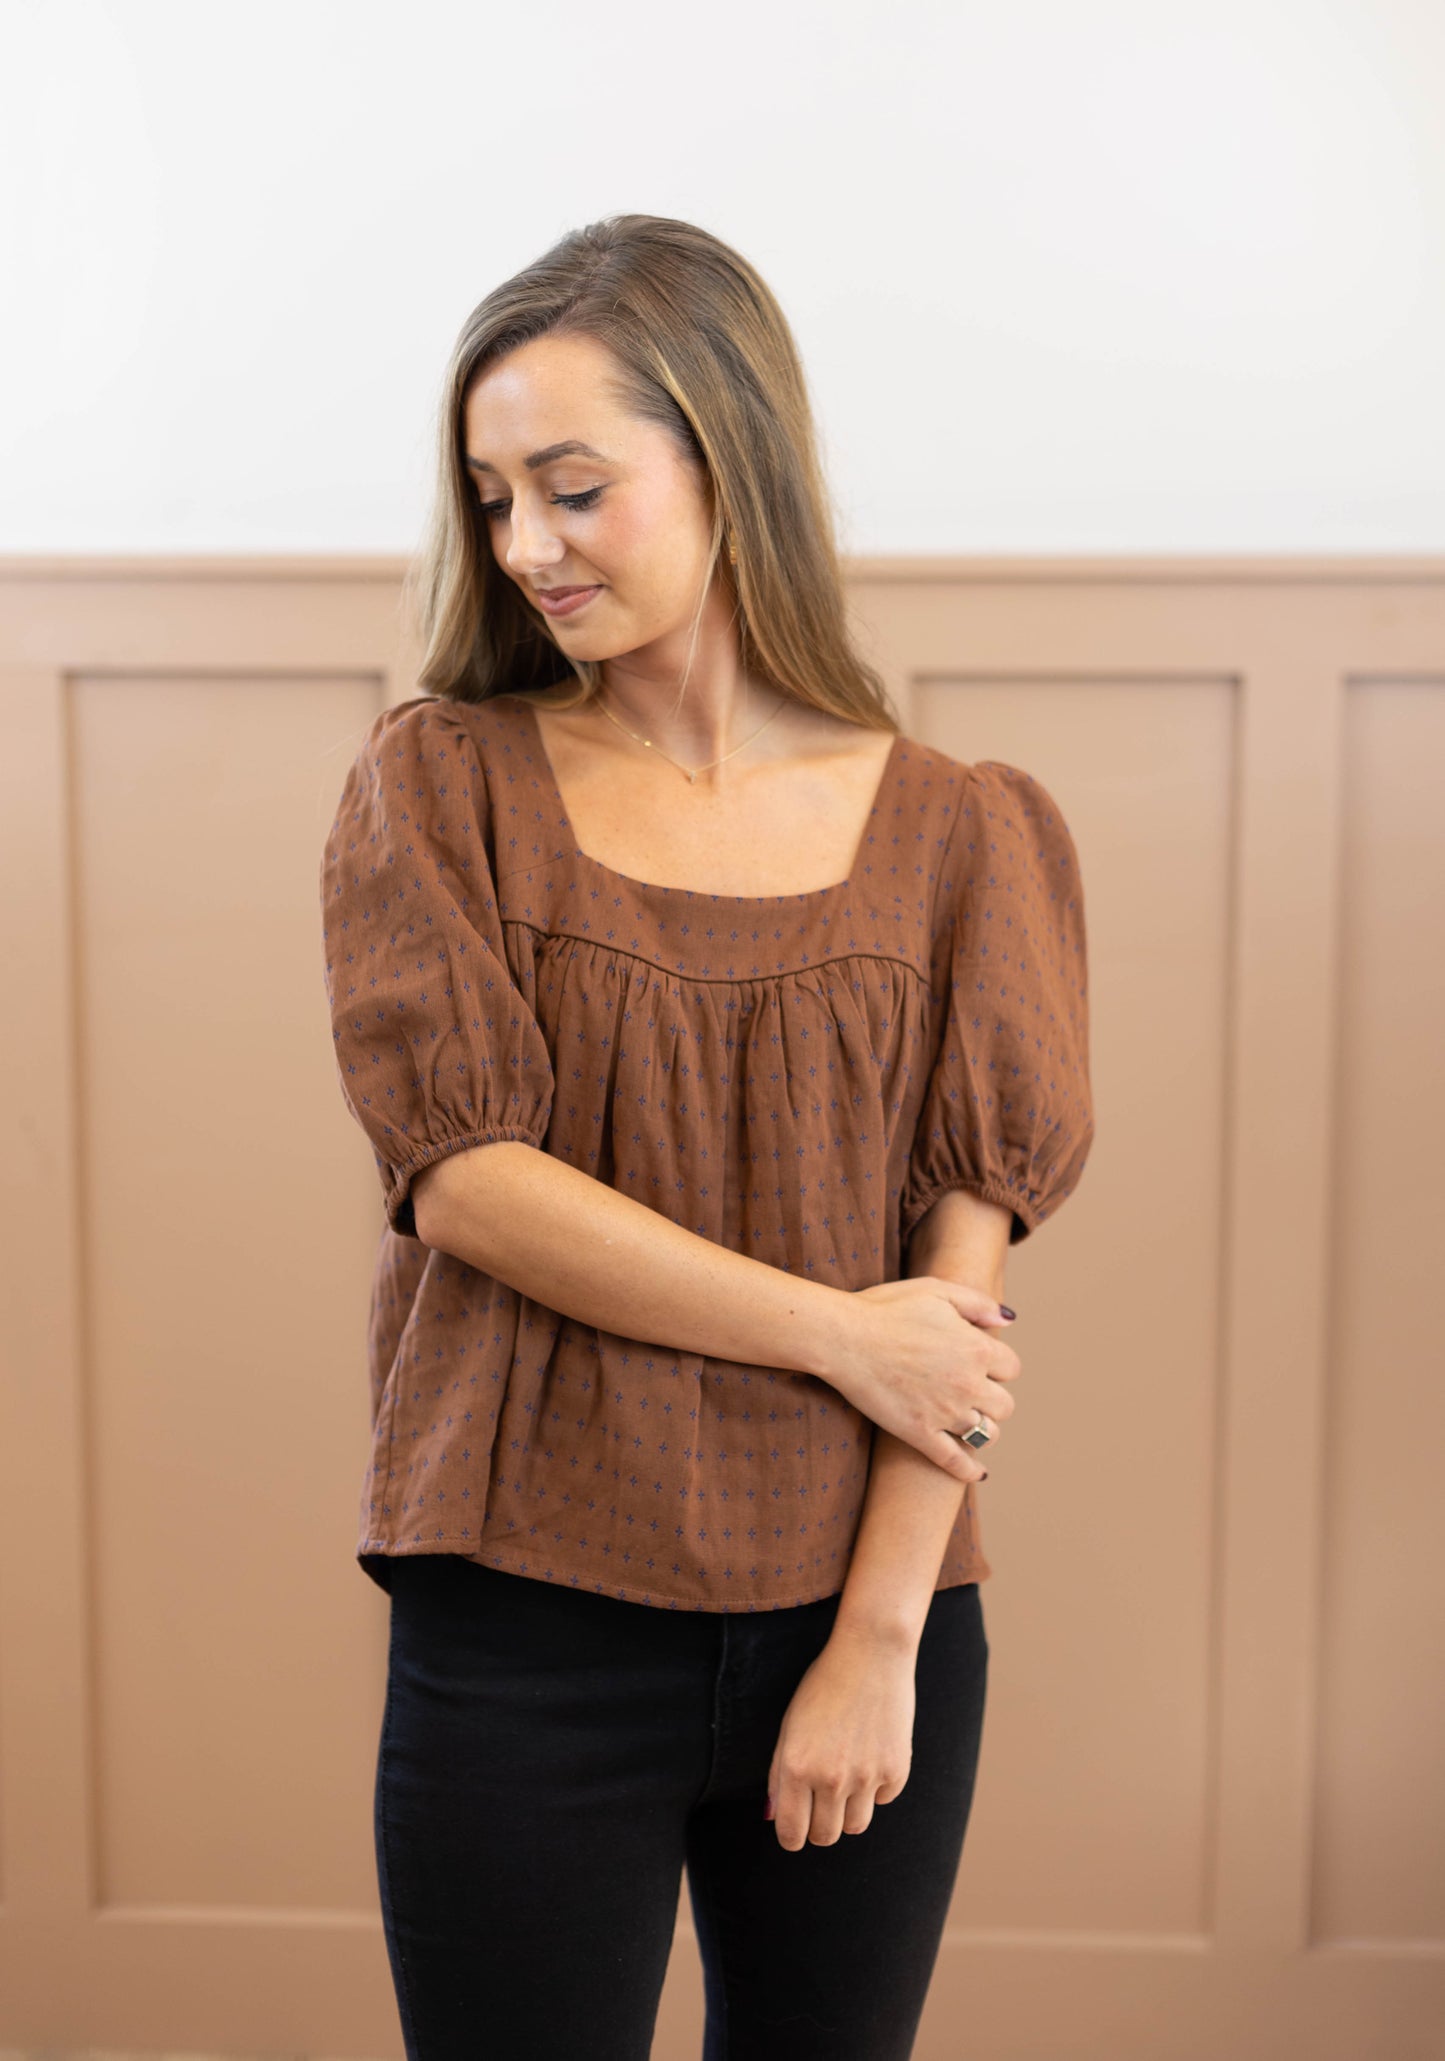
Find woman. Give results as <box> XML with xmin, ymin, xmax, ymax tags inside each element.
<box><xmin>320</xmin><ymin>213</ymin><xmax>1094</xmax><ymax>2060</ymax></box>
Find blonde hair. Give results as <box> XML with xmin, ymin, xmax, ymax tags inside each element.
<box><xmin>404</xmin><ymin>212</ymin><xmax>898</xmax><ymax>732</ymax></box>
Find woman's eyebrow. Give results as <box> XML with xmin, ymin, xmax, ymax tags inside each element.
<box><xmin>464</xmin><ymin>440</ymin><xmax>612</xmax><ymax>475</ymax></box>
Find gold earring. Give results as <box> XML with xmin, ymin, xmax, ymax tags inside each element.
<box><xmin>727</xmin><ymin>532</ymin><xmax>738</xmax><ymax>565</ymax></box>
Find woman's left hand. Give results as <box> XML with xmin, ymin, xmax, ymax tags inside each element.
<box><xmin>765</xmin><ymin>1627</ymin><xmax>916</xmax><ymax>1850</ymax></box>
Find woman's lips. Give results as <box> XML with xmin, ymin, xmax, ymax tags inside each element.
<box><xmin>534</xmin><ymin>584</ymin><xmax>603</xmax><ymax>618</ymax></box>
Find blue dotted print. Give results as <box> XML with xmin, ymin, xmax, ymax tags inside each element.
<box><xmin>320</xmin><ymin>692</ymin><xmax>1094</xmax><ymax>1610</ymax></box>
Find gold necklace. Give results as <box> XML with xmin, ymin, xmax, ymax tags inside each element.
<box><xmin>594</xmin><ymin>693</ymin><xmax>788</xmax><ymax>784</ymax></box>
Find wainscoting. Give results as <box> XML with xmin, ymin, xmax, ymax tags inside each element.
<box><xmin>1</xmin><ymin>554</ymin><xmax>1441</xmax><ymax>2058</ymax></box>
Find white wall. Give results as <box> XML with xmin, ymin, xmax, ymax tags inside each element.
<box><xmin>4</xmin><ymin>0</ymin><xmax>1442</xmax><ymax>555</ymax></box>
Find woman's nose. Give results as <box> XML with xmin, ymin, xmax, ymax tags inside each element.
<box><xmin>504</xmin><ymin>501</ymin><xmax>565</xmax><ymax>577</ymax></box>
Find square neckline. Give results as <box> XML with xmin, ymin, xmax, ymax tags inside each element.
<box><xmin>510</xmin><ymin>692</ymin><xmax>905</xmax><ymax>905</ymax></box>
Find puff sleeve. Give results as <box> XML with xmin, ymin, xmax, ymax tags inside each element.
<box><xmin>900</xmin><ymin>759</ymin><xmax>1095</xmax><ymax>1248</ymax></box>
<box><xmin>319</xmin><ymin>696</ymin><xmax>556</xmax><ymax>1240</ymax></box>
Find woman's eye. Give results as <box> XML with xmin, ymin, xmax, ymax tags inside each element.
<box><xmin>476</xmin><ymin>487</ymin><xmax>604</xmax><ymax>521</ymax></box>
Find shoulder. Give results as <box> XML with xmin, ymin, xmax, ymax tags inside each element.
<box><xmin>334</xmin><ymin>698</ymin><xmax>536</xmax><ymax>859</ymax></box>
<box><xmin>935</xmin><ymin>757</ymin><xmax>1087</xmax><ymax>971</ymax></box>
<box><xmin>341</xmin><ymin>695</ymin><xmax>463</xmax><ymax>783</ymax></box>
<box><xmin>889</xmin><ymin>736</ymin><xmax>1072</xmax><ymax>841</ymax></box>
<box><xmin>347</xmin><ymin>692</ymin><xmax>540</xmax><ymax>784</ymax></box>
<box><xmin>352</xmin><ymin>692</ymin><xmax>501</xmax><ymax>752</ymax></box>
<box><xmin>965</xmin><ymin>756</ymin><xmax>1073</xmax><ymax>818</ymax></box>
<box><xmin>942</xmin><ymin>756</ymin><xmax>1082</xmax><ymax>868</ymax></box>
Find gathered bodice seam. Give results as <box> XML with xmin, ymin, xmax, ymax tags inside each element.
<box><xmin>497</xmin><ymin>913</ymin><xmax>934</xmax><ymax>987</ymax></box>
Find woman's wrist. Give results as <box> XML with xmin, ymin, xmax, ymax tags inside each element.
<box><xmin>827</xmin><ymin>1599</ymin><xmax>922</xmax><ymax>1664</ymax></box>
<box><xmin>801</xmin><ymin>1281</ymin><xmax>876</xmax><ymax>1397</ymax></box>
<box><xmin>830</xmin><ymin>1430</ymin><xmax>967</xmax><ymax>1654</ymax></box>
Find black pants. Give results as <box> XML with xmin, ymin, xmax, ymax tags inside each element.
<box><xmin>374</xmin><ymin>1554</ymin><xmax>989</xmax><ymax>2060</ymax></box>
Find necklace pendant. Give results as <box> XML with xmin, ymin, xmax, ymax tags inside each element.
<box><xmin>593</xmin><ymin>690</ymin><xmax>789</xmax><ymax>786</ymax></box>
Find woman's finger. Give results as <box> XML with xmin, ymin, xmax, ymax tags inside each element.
<box><xmin>771</xmin><ymin>1768</ymin><xmax>808</xmax><ymax>1851</ymax></box>
<box><xmin>802</xmin><ymin>1777</ymin><xmax>849</xmax><ymax>1847</ymax></box>
<box><xmin>929</xmin><ymin>1428</ymin><xmax>989</xmax><ymax>1482</ymax></box>
<box><xmin>842</xmin><ymin>1786</ymin><xmax>878</xmax><ymax>1836</ymax></box>
<box><xmin>874</xmin><ymin>1762</ymin><xmax>911</xmax><ymax>1808</ymax></box>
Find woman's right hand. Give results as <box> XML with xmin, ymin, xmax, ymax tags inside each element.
<box><xmin>827</xmin><ymin>1277</ymin><xmax>1021</xmax><ymax>1482</ymax></box>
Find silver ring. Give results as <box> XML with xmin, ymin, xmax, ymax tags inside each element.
<box><xmin>953</xmin><ymin>1409</ymin><xmax>996</xmax><ymax>1451</ymax></box>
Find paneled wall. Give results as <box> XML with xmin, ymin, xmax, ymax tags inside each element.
<box><xmin>1</xmin><ymin>556</ymin><xmax>1440</xmax><ymax>2059</ymax></box>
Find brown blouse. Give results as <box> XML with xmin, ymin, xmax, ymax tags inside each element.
<box><xmin>319</xmin><ymin>690</ymin><xmax>1094</xmax><ymax>1610</ymax></box>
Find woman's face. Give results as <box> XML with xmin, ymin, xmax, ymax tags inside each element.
<box><xmin>462</xmin><ymin>331</ymin><xmax>722</xmax><ymax>664</ymax></box>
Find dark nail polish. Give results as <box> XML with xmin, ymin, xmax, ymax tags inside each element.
<box><xmin>999</xmin><ymin>1304</ymin><xmax>1017</xmax><ymax>1321</ymax></box>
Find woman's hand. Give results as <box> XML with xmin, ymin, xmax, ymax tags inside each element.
<box><xmin>824</xmin><ymin>1276</ymin><xmax>1021</xmax><ymax>1484</ymax></box>
<box><xmin>765</xmin><ymin>1623</ymin><xmax>918</xmax><ymax>1850</ymax></box>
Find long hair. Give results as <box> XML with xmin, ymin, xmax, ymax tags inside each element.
<box><xmin>404</xmin><ymin>212</ymin><xmax>898</xmax><ymax>732</ymax></box>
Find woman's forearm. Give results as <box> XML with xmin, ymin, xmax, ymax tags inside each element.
<box><xmin>830</xmin><ymin>1188</ymin><xmax>1012</xmax><ymax>1657</ymax></box>
<box><xmin>412</xmin><ymin>1138</ymin><xmax>859</xmax><ymax>1385</ymax></box>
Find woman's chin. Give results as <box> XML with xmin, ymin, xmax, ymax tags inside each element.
<box><xmin>550</xmin><ymin>604</ymin><xmax>639</xmax><ymax>658</ymax></box>
<box><xmin>553</xmin><ymin>625</ymin><xmax>622</xmax><ymax>659</ymax></box>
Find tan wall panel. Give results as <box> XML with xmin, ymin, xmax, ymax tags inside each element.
<box><xmin>1313</xmin><ymin>676</ymin><xmax>1445</xmax><ymax>1947</ymax></box>
<box><xmin>913</xmin><ymin>673</ymin><xmax>1234</xmax><ymax>1940</ymax></box>
<box><xmin>72</xmin><ymin>671</ymin><xmax>388</xmax><ymax>1910</ymax></box>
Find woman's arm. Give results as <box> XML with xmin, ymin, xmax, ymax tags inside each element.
<box><xmin>761</xmin><ymin>1186</ymin><xmax>1014</xmax><ymax>1847</ymax></box>
<box><xmin>830</xmin><ymin>1188</ymin><xmax>1013</xmax><ymax>1658</ymax></box>
<box><xmin>411</xmin><ymin>1140</ymin><xmax>995</xmax><ymax>1483</ymax></box>
<box><xmin>414</xmin><ymin>1140</ymin><xmax>854</xmax><ymax>1382</ymax></box>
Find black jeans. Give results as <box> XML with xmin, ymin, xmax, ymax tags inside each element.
<box><xmin>374</xmin><ymin>1554</ymin><xmax>989</xmax><ymax>2060</ymax></box>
